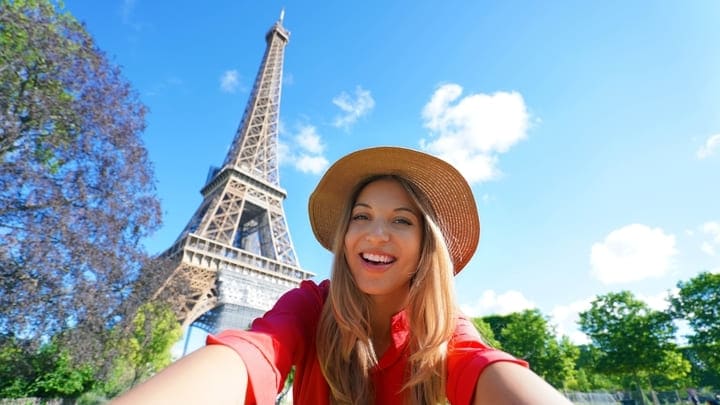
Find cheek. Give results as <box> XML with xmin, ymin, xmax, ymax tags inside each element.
<box><xmin>342</xmin><ymin>244</ymin><xmax>350</xmax><ymax>263</ymax></box>
<box><xmin>342</xmin><ymin>234</ymin><xmax>355</xmax><ymax>265</ymax></box>
<box><xmin>408</xmin><ymin>232</ymin><xmax>423</xmax><ymax>255</ymax></box>
<box><xmin>344</xmin><ymin>227</ymin><xmax>359</xmax><ymax>249</ymax></box>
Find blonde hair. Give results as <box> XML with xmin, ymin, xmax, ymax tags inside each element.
<box><xmin>316</xmin><ymin>175</ymin><xmax>457</xmax><ymax>404</ymax></box>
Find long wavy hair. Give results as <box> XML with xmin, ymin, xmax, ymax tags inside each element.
<box><xmin>316</xmin><ymin>175</ymin><xmax>457</xmax><ymax>404</ymax></box>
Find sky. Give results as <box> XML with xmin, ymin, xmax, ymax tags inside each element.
<box><xmin>63</xmin><ymin>1</ymin><xmax>720</xmax><ymax>348</ymax></box>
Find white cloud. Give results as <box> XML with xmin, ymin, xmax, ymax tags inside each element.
<box><xmin>550</xmin><ymin>291</ymin><xmax>673</xmax><ymax>345</ymax></box>
<box><xmin>550</xmin><ymin>299</ymin><xmax>592</xmax><ymax>345</ymax></box>
<box><xmin>696</xmin><ymin>133</ymin><xmax>720</xmax><ymax>159</ymax></box>
<box><xmin>420</xmin><ymin>84</ymin><xmax>530</xmax><ymax>184</ymax></box>
<box><xmin>295</xmin><ymin>125</ymin><xmax>324</xmax><ymax>154</ymax></box>
<box><xmin>332</xmin><ymin>86</ymin><xmax>375</xmax><ymax>129</ymax></box>
<box><xmin>295</xmin><ymin>154</ymin><xmax>329</xmax><ymax>174</ymax></box>
<box><xmin>277</xmin><ymin>140</ymin><xmax>291</xmax><ymax>167</ymax></box>
<box><xmin>481</xmin><ymin>193</ymin><xmax>495</xmax><ymax>204</ymax></box>
<box><xmin>220</xmin><ymin>70</ymin><xmax>240</xmax><ymax>93</ymax></box>
<box><xmin>637</xmin><ymin>290</ymin><xmax>673</xmax><ymax>312</ymax></box>
<box><xmin>279</xmin><ymin>124</ymin><xmax>328</xmax><ymax>175</ymax></box>
<box><xmin>701</xmin><ymin>221</ymin><xmax>720</xmax><ymax>243</ymax></box>
<box><xmin>590</xmin><ymin>224</ymin><xmax>677</xmax><ymax>284</ymax></box>
<box><xmin>699</xmin><ymin>221</ymin><xmax>720</xmax><ymax>256</ymax></box>
<box><xmin>701</xmin><ymin>242</ymin><xmax>716</xmax><ymax>256</ymax></box>
<box><xmin>460</xmin><ymin>290</ymin><xmax>536</xmax><ymax>317</ymax></box>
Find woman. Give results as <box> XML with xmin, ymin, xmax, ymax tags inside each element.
<box><xmin>112</xmin><ymin>146</ymin><xmax>572</xmax><ymax>404</ymax></box>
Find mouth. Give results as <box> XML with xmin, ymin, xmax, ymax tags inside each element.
<box><xmin>361</xmin><ymin>252</ymin><xmax>396</xmax><ymax>265</ymax></box>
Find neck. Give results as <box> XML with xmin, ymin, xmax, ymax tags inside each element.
<box><xmin>368</xmin><ymin>293</ymin><xmax>407</xmax><ymax>356</ymax></box>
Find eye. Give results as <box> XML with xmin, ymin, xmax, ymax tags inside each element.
<box><xmin>351</xmin><ymin>212</ymin><xmax>369</xmax><ymax>221</ymax></box>
<box><xmin>393</xmin><ymin>217</ymin><xmax>413</xmax><ymax>225</ymax></box>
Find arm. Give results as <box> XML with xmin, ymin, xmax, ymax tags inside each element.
<box><xmin>473</xmin><ymin>361</ymin><xmax>572</xmax><ymax>405</ymax></box>
<box><xmin>110</xmin><ymin>345</ymin><xmax>248</xmax><ymax>405</ymax></box>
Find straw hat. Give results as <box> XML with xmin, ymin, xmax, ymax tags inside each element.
<box><xmin>308</xmin><ymin>146</ymin><xmax>480</xmax><ymax>274</ymax></box>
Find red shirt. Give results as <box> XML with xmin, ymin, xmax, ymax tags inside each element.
<box><xmin>207</xmin><ymin>280</ymin><xmax>527</xmax><ymax>405</ymax></box>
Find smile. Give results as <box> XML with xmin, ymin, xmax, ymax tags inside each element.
<box><xmin>361</xmin><ymin>252</ymin><xmax>396</xmax><ymax>264</ymax></box>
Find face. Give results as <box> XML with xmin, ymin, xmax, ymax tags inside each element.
<box><xmin>343</xmin><ymin>178</ymin><xmax>423</xmax><ymax>308</ymax></box>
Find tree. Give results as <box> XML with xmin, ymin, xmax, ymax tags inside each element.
<box><xmin>578</xmin><ymin>291</ymin><xmax>689</xmax><ymax>390</ymax></box>
<box><xmin>0</xmin><ymin>334</ymin><xmax>33</xmax><ymax>397</ymax></box>
<box><xmin>28</xmin><ymin>342</ymin><xmax>96</xmax><ymax>398</ymax></box>
<box><xmin>647</xmin><ymin>350</ymin><xmax>692</xmax><ymax>390</ymax></box>
<box><xmin>670</xmin><ymin>272</ymin><xmax>720</xmax><ymax>375</ymax></box>
<box><xmin>481</xmin><ymin>314</ymin><xmax>512</xmax><ymax>341</ymax></box>
<box><xmin>552</xmin><ymin>337</ymin><xmax>581</xmax><ymax>389</ymax></box>
<box><xmin>499</xmin><ymin>310</ymin><xmax>553</xmax><ymax>362</ymax></box>
<box><xmin>680</xmin><ymin>345</ymin><xmax>720</xmax><ymax>390</ymax></box>
<box><xmin>498</xmin><ymin>309</ymin><xmax>578</xmax><ymax>389</ymax></box>
<box><xmin>573</xmin><ymin>344</ymin><xmax>620</xmax><ymax>391</ymax></box>
<box><xmin>471</xmin><ymin>317</ymin><xmax>501</xmax><ymax>348</ymax></box>
<box><xmin>0</xmin><ymin>0</ymin><xmax>161</xmax><ymax>364</ymax></box>
<box><xmin>102</xmin><ymin>302</ymin><xmax>182</xmax><ymax>397</ymax></box>
<box><xmin>0</xmin><ymin>335</ymin><xmax>96</xmax><ymax>398</ymax></box>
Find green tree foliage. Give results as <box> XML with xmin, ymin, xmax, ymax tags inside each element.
<box><xmin>0</xmin><ymin>335</ymin><xmax>96</xmax><ymax>398</ymax></box>
<box><xmin>553</xmin><ymin>337</ymin><xmax>581</xmax><ymax>389</ymax></box>
<box><xmin>670</xmin><ymin>272</ymin><xmax>720</xmax><ymax>375</ymax></box>
<box><xmin>647</xmin><ymin>350</ymin><xmax>692</xmax><ymax>390</ymax></box>
<box><xmin>102</xmin><ymin>302</ymin><xmax>182</xmax><ymax>397</ymax></box>
<box><xmin>0</xmin><ymin>0</ymin><xmax>163</xmax><ymax>365</ymax></box>
<box><xmin>0</xmin><ymin>335</ymin><xmax>30</xmax><ymax>397</ymax></box>
<box><xmin>578</xmin><ymin>291</ymin><xmax>689</xmax><ymax>388</ymax></box>
<box><xmin>499</xmin><ymin>310</ymin><xmax>554</xmax><ymax>362</ymax></box>
<box><xmin>497</xmin><ymin>309</ymin><xmax>578</xmax><ymax>389</ymax></box>
<box><xmin>29</xmin><ymin>343</ymin><xmax>96</xmax><ymax>397</ymax></box>
<box><xmin>480</xmin><ymin>314</ymin><xmax>511</xmax><ymax>340</ymax></box>
<box><xmin>0</xmin><ymin>302</ymin><xmax>184</xmax><ymax>399</ymax></box>
<box><xmin>470</xmin><ymin>317</ymin><xmax>501</xmax><ymax>348</ymax></box>
<box><xmin>680</xmin><ymin>345</ymin><xmax>720</xmax><ymax>390</ymax></box>
<box><xmin>573</xmin><ymin>344</ymin><xmax>620</xmax><ymax>391</ymax></box>
<box><xmin>277</xmin><ymin>367</ymin><xmax>295</xmax><ymax>404</ymax></box>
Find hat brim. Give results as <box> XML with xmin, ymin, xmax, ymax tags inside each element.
<box><xmin>308</xmin><ymin>146</ymin><xmax>480</xmax><ymax>274</ymax></box>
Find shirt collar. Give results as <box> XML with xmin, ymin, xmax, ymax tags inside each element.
<box><xmin>376</xmin><ymin>310</ymin><xmax>410</xmax><ymax>370</ymax></box>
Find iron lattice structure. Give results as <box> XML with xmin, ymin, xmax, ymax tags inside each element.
<box><xmin>156</xmin><ymin>14</ymin><xmax>314</xmax><ymax>333</ymax></box>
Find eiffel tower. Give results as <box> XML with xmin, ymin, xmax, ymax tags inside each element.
<box><xmin>156</xmin><ymin>11</ymin><xmax>314</xmax><ymax>334</ymax></box>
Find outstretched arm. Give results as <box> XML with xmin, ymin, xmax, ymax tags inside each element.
<box><xmin>110</xmin><ymin>345</ymin><xmax>248</xmax><ymax>405</ymax></box>
<box><xmin>473</xmin><ymin>361</ymin><xmax>572</xmax><ymax>405</ymax></box>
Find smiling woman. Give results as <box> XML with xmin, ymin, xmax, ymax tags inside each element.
<box><xmin>111</xmin><ymin>146</ymin><xmax>572</xmax><ymax>405</ymax></box>
<box><xmin>343</xmin><ymin>177</ymin><xmax>423</xmax><ymax>303</ymax></box>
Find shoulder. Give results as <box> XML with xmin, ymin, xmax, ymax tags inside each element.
<box><xmin>247</xmin><ymin>279</ymin><xmax>331</xmax><ymax>336</ymax></box>
<box><xmin>446</xmin><ymin>314</ymin><xmax>528</xmax><ymax>369</ymax></box>
<box><xmin>450</xmin><ymin>314</ymin><xmax>488</xmax><ymax>347</ymax></box>
<box><xmin>273</xmin><ymin>278</ymin><xmax>330</xmax><ymax>312</ymax></box>
<box><xmin>298</xmin><ymin>278</ymin><xmax>330</xmax><ymax>300</ymax></box>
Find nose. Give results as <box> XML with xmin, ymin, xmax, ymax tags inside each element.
<box><xmin>365</xmin><ymin>220</ymin><xmax>390</xmax><ymax>243</ymax></box>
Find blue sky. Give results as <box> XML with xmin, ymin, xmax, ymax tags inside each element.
<box><xmin>64</xmin><ymin>1</ymin><xmax>720</xmax><ymax>346</ymax></box>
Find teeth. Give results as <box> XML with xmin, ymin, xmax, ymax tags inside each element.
<box><xmin>362</xmin><ymin>253</ymin><xmax>393</xmax><ymax>263</ymax></box>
